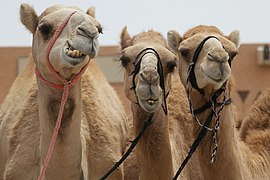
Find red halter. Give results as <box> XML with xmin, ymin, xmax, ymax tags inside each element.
<box><xmin>36</xmin><ymin>11</ymin><xmax>90</xmax><ymax>180</ymax></box>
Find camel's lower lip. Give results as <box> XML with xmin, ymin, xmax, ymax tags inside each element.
<box><xmin>138</xmin><ymin>98</ymin><xmax>160</xmax><ymax>113</ymax></box>
<box><xmin>62</xmin><ymin>48</ymin><xmax>88</xmax><ymax>66</ymax></box>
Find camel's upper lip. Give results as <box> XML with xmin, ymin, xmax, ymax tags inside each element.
<box><xmin>202</xmin><ymin>68</ymin><xmax>224</xmax><ymax>83</ymax></box>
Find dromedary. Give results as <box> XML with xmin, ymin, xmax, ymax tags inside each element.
<box><xmin>120</xmin><ymin>27</ymin><xmax>202</xmax><ymax>180</ymax></box>
<box><xmin>0</xmin><ymin>4</ymin><xmax>131</xmax><ymax>179</ymax></box>
<box><xmin>167</xmin><ymin>25</ymin><xmax>270</xmax><ymax>179</ymax></box>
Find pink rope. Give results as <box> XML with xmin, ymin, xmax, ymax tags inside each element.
<box><xmin>35</xmin><ymin>11</ymin><xmax>89</xmax><ymax>180</ymax></box>
<box><xmin>38</xmin><ymin>84</ymin><xmax>69</xmax><ymax>180</ymax></box>
<box><xmin>45</xmin><ymin>11</ymin><xmax>77</xmax><ymax>84</ymax></box>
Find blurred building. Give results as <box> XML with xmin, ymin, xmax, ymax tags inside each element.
<box><xmin>0</xmin><ymin>45</ymin><xmax>270</xmax><ymax>118</ymax></box>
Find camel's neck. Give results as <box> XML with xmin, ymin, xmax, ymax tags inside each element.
<box><xmin>190</xmin><ymin>89</ymin><xmax>249</xmax><ymax>180</ymax></box>
<box><xmin>131</xmin><ymin>103</ymin><xmax>173</xmax><ymax>180</ymax></box>
<box><xmin>37</xmin><ymin>79</ymin><xmax>83</xmax><ymax>179</ymax></box>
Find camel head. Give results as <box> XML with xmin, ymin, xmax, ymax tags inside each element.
<box><xmin>20</xmin><ymin>4</ymin><xmax>102</xmax><ymax>80</ymax></box>
<box><xmin>167</xmin><ymin>25</ymin><xmax>239</xmax><ymax>95</ymax></box>
<box><xmin>120</xmin><ymin>27</ymin><xmax>177</xmax><ymax>113</ymax></box>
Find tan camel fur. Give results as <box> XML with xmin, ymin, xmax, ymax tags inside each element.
<box><xmin>167</xmin><ymin>25</ymin><xmax>270</xmax><ymax>180</ymax></box>
<box><xmin>0</xmin><ymin>4</ymin><xmax>131</xmax><ymax>180</ymax></box>
<box><xmin>239</xmin><ymin>88</ymin><xmax>270</xmax><ymax>178</ymax></box>
<box><xmin>120</xmin><ymin>27</ymin><xmax>203</xmax><ymax>180</ymax></box>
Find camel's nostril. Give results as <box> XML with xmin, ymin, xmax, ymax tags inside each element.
<box><xmin>208</xmin><ymin>53</ymin><xmax>217</xmax><ymax>62</ymax></box>
<box><xmin>77</xmin><ymin>26</ymin><xmax>98</xmax><ymax>39</ymax></box>
<box><xmin>140</xmin><ymin>70</ymin><xmax>159</xmax><ymax>84</ymax></box>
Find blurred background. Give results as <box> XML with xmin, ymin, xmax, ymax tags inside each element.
<box><xmin>1</xmin><ymin>0</ymin><xmax>270</xmax><ymax>118</ymax></box>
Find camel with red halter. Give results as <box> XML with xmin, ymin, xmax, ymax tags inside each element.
<box><xmin>0</xmin><ymin>4</ymin><xmax>131</xmax><ymax>179</ymax></box>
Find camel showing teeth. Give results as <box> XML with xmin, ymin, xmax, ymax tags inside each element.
<box><xmin>66</xmin><ymin>49</ymin><xmax>84</xmax><ymax>58</ymax></box>
<box><xmin>147</xmin><ymin>99</ymin><xmax>156</xmax><ymax>105</ymax></box>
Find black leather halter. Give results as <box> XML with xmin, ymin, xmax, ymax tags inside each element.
<box><xmin>129</xmin><ymin>47</ymin><xmax>168</xmax><ymax>115</ymax></box>
<box><xmin>187</xmin><ymin>35</ymin><xmax>232</xmax><ymax>95</ymax></box>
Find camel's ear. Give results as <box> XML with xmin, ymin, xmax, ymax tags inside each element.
<box><xmin>228</xmin><ymin>30</ymin><xmax>240</xmax><ymax>48</ymax></box>
<box><xmin>120</xmin><ymin>26</ymin><xmax>132</xmax><ymax>50</ymax></box>
<box><xmin>86</xmin><ymin>7</ymin><xmax>95</xmax><ymax>18</ymax></box>
<box><xmin>20</xmin><ymin>3</ymin><xmax>39</xmax><ymax>34</ymax></box>
<box><xmin>167</xmin><ymin>30</ymin><xmax>183</xmax><ymax>52</ymax></box>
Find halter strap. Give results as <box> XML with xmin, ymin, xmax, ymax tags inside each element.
<box><xmin>129</xmin><ymin>47</ymin><xmax>168</xmax><ymax>115</ymax></box>
<box><xmin>187</xmin><ymin>36</ymin><xmax>219</xmax><ymax>95</ymax></box>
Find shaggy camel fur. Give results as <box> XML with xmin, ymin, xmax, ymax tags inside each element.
<box><xmin>0</xmin><ymin>4</ymin><xmax>130</xmax><ymax>179</ymax></box>
<box><xmin>168</xmin><ymin>25</ymin><xmax>270</xmax><ymax>180</ymax></box>
<box><xmin>120</xmin><ymin>27</ymin><xmax>202</xmax><ymax>180</ymax></box>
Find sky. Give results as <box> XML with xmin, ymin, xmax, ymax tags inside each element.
<box><xmin>1</xmin><ymin>0</ymin><xmax>270</xmax><ymax>47</ymax></box>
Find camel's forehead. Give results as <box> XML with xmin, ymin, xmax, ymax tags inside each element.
<box><xmin>123</xmin><ymin>43</ymin><xmax>176</xmax><ymax>60</ymax></box>
<box><xmin>131</xmin><ymin>31</ymin><xmax>167</xmax><ymax>46</ymax></box>
<box><xmin>183</xmin><ymin>25</ymin><xmax>224</xmax><ymax>39</ymax></box>
<box><xmin>181</xmin><ymin>33</ymin><xmax>237</xmax><ymax>52</ymax></box>
<box><xmin>39</xmin><ymin>5</ymin><xmax>83</xmax><ymax>21</ymax></box>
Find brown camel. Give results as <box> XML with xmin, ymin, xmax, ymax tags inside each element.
<box><xmin>167</xmin><ymin>25</ymin><xmax>270</xmax><ymax>179</ymax></box>
<box><xmin>0</xmin><ymin>4</ymin><xmax>131</xmax><ymax>180</ymax></box>
<box><xmin>120</xmin><ymin>27</ymin><xmax>202</xmax><ymax>180</ymax></box>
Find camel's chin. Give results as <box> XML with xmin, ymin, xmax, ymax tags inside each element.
<box><xmin>61</xmin><ymin>49</ymin><xmax>88</xmax><ymax>66</ymax></box>
<box><xmin>138</xmin><ymin>99</ymin><xmax>161</xmax><ymax>113</ymax></box>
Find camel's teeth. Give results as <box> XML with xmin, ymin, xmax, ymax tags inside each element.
<box><xmin>74</xmin><ymin>50</ymin><xmax>79</xmax><ymax>57</ymax></box>
<box><xmin>66</xmin><ymin>49</ymin><xmax>84</xmax><ymax>58</ymax></box>
<box><xmin>147</xmin><ymin>99</ymin><xmax>156</xmax><ymax>105</ymax></box>
<box><xmin>67</xmin><ymin>50</ymin><xmax>73</xmax><ymax>57</ymax></box>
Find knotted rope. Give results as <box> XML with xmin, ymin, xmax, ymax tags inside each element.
<box><xmin>35</xmin><ymin>11</ymin><xmax>90</xmax><ymax>180</ymax></box>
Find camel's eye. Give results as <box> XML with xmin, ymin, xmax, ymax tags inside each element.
<box><xmin>119</xmin><ymin>55</ymin><xmax>131</xmax><ymax>68</ymax></box>
<box><xmin>39</xmin><ymin>23</ymin><xmax>53</xmax><ymax>40</ymax></box>
<box><xmin>166</xmin><ymin>60</ymin><xmax>177</xmax><ymax>73</ymax></box>
<box><xmin>180</xmin><ymin>48</ymin><xmax>190</xmax><ymax>58</ymax></box>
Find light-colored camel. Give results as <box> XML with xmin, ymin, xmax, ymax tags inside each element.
<box><xmin>0</xmin><ymin>4</ymin><xmax>131</xmax><ymax>180</ymax></box>
<box><xmin>167</xmin><ymin>25</ymin><xmax>270</xmax><ymax>180</ymax></box>
<box><xmin>120</xmin><ymin>27</ymin><xmax>203</xmax><ymax>180</ymax></box>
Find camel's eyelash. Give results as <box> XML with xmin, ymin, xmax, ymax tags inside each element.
<box><xmin>97</xmin><ymin>25</ymin><xmax>103</xmax><ymax>34</ymax></box>
<box><xmin>229</xmin><ymin>51</ymin><xmax>238</xmax><ymax>60</ymax></box>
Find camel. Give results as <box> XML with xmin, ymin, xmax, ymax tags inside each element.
<box><xmin>120</xmin><ymin>27</ymin><xmax>203</xmax><ymax>180</ymax></box>
<box><xmin>167</xmin><ymin>25</ymin><xmax>270</xmax><ymax>179</ymax></box>
<box><xmin>0</xmin><ymin>4</ymin><xmax>131</xmax><ymax>180</ymax></box>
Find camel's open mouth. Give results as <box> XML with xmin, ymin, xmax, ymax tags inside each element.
<box><xmin>64</xmin><ymin>43</ymin><xmax>86</xmax><ymax>58</ymax></box>
<box><xmin>146</xmin><ymin>98</ymin><xmax>158</xmax><ymax>105</ymax></box>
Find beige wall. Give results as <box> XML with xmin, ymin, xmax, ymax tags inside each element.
<box><xmin>232</xmin><ymin>44</ymin><xmax>270</xmax><ymax>119</ymax></box>
<box><xmin>1</xmin><ymin>45</ymin><xmax>270</xmax><ymax>118</ymax></box>
<box><xmin>0</xmin><ymin>47</ymin><xmax>31</xmax><ymax>103</ymax></box>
